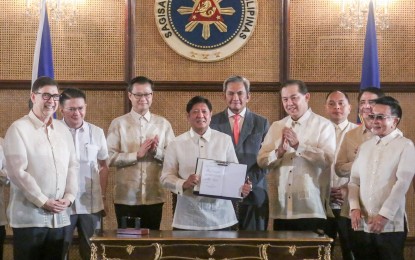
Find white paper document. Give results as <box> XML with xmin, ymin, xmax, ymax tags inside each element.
<box><xmin>194</xmin><ymin>158</ymin><xmax>247</xmax><ymax>200</ymax></box>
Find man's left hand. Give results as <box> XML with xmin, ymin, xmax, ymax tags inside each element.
<box><xmin>369</xmin><ymin>214</ymin><xmax>389</xmax><ymax>233</ymax></box>
<box><xmin>282</xmin><ymin>127</ymin><xmax>299</xmax><ymax>150</ymax></box>
<box><xmin>149</xmin><ymin>135</ymin><xmax>159</xmax><ymax>154</ymax></box>
<box><xmin>330</xmin><ymin>187</ymin><xmax>344</xmax><ymax>206</ymax></box>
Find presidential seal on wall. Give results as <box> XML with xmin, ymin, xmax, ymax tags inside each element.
<box><xmin>155</xmin><ymin>0</ymin><xmax>258</xmax><ymax>62</ymax></box>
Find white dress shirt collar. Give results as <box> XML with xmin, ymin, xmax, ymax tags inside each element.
<box><xmin>336</xmin><ymin>119</ymin><xmax>350</xmax><ymax>132</ymax></box>
<box><xmin>29</xmin><ymin>110</ymin><xmax>55</xmax><ymax>129</ymax></box>
<box><xmin>227</xmin><ymin>107</ymin><xmax>246</xmax><ymax>118</ymax></box>
<box><xmin>130</xmin><ymin>109</ymin><xmax>151</xmax><ymax>122</ymax></box>
<box><xmin>190</xmin><ymin>127</ymin><xmax>212</xmax><ymax>142</ymax></box>
<box><xmin>288</xmin><ymin>108</ymin><xmax>312</xmax><ymax>126</ymax></box>
<box><xmin>375</xmin><ymin>128</ymin><xmax>403</xmax><ymax>145</ymax></box>
<box><xmin>62</xmin><ymin>119</ymin><xmax>86</xmax><ymax>131</ymax></box>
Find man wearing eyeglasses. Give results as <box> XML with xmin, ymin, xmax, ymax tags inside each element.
<box><xmin>107</xmin><ymin>76</ymin><xmax>175</xmax><ymax>230</ymax></box>
<box><xmin>335</xmin><ymin>87</ymin><xmax>385</xmax><ymax>258</ymax></box>
<box><xmin>324</xmin><ymin>91</ymin><xmax>357</xmax><ymax>260</ymax></box>
<box><xmin>59</xmin><ymin>88</ymin><xmax>109</xmax><ymax>260</ymax></box>
<box><xmin>3</xmin><ymin>76</ymin><xmax>79</xmax><ymax>260</ymax></box>
<box><xmin>348</xmin><ymin>96</ymin><xmax>415</xmax><ymax>260</ymax></box>
<box><xmin>257</xmin><ymin>80</ymin><xmax>336</xmax><ymax>233</ymax></box>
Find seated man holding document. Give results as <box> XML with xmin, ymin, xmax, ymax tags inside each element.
<box><xmin>160</xmin><ymin>96</ymin><xmax>252</xmax><ymax>230</ymax></box>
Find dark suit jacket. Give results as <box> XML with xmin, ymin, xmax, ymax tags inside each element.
<box><xmin>211</xmin><ymin>109</ymin><xmax>269</xmax><ymax>206</ymax></box>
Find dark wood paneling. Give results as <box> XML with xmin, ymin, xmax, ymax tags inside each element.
<box><xmin>2</xmin><ymin>80</ymin><xmax>415</xmax><ymax>92</ymax></box>
<box><xmin>0</xmin><ymin>80</ymin><xmax>126</xmax><ymax>91</ymax></box>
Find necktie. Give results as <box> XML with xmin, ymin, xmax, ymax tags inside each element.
<box><xmin>233</xmin><ymin>114</ymin><xmax>240</xmax><ymax>144</ymax></box>
<box><xmin>335</xmin><ymin>125</ymin><xmax>341</xmax><ymax>146</ymax></box>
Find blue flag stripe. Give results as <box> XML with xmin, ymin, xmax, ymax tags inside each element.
<box><xmin>360</xmin><ymin>0</ymin><xmax>380</xmax><ymax>90</ymax></box>
<box><xmin>358</xmin><ymin>0</ymin><xmax>380</xmax><ymax>124</ymax></box>
<box><xmin>31</xmin><ymin>0</ymin><xmax>54</xmax><ymax>90</ymax></box>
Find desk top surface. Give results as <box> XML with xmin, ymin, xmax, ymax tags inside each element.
<box><xmin>91</xmin><ymin>230</ymin><xmax>332</xmax><ymax>243</ymax></box>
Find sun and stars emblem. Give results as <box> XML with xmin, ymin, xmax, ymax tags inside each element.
<box><xmin>155</xmin><ymin>0</ymin><xmax>258</xmax><ymax>61</ymax></box>
<box><xmin>177</xmin><ymin>0</ymin><xmax>235</xmax><ymax>40</ymax></box>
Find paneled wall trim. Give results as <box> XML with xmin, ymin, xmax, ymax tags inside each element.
<box><xmin>2</xmin><ymin>80</ymin><xmax>415</xmax><ymax>93</ymax></box>
<box><xmin>1</xmin><ymin>1</ymin><xmax>415</xmax><ymax>89</ymax></box>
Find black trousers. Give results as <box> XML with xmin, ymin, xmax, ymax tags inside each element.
<box><xmin>0</xmin><ymin>225</ymin><xmax>5</xmax><ymax>260</ymax></box>
<box><xmin>114</xmin><ymin>203</ymin><xmax>163</xmax><ymax>230</ymax></box>
<box><xmin>352</xmin><ymin>228</ymin><xmax>407</xmax><ymax>260</ymax></box>
<box><xmin>325</xmin><ymin>209</ymin><xmax>355</xmax><ymax>260</ymax></box>
<box><xmin>237</xmin><ymin>201</ymin><xmax>269</xmax><ymax>231</ymax></box>
<box><xmin>63</xmin><ymin>213</ymin><xmax>101</xmax><ymax>260</ymax></box>
<box><xmin>13</xmin><ymin>227</ymin><xmax>65</xmax><ymax>260</ymax></box>
<box><xmin>273</xmin><ymin>218</ymin><xmax>326</xmax><ymax>232</ymax></box>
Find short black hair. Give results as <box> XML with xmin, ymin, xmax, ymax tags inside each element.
<box><xmin>373</xmin><ymin>96</ymin><xmax>402</xmax><ymax>120</ymax></box>
<box><xmin>357</xmin><ymin>87</ymin><xmax>385</xmax><ymax>101</ymax></box>
<box><xmin>128</xmin><ymin>76</ymin><xmax>154</xmax><ymax>93</ymax></box>
<box><xmin>59</xmin><ymin>88</ymin><xmax>86</xmax><ymax>106</ymax></box>
<box><xmin>186</xmin><ymin>96</ymin><xmax>212</xmax><ymax>113</ymax></box>
<box><xmin>223</xmin><ymin>75</ymin><xmax>250</xmax><ymax>93</ymax></box>
<box><xmin>325</xmin><ymin>90</ymin><xmax>351</xmax><ymax>103</ymax></box>
<box><xmin>32</xmin><ymin>76</ymin><xmax>58</xmax><ymax>93</ymax></box>
<box><xmin>281</xmin><ymin>79</ymin><xmax>308</xmax><ymax>95</ymax></box>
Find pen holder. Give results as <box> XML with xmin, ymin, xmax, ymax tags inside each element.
<box><xmin>121</xmin><ymin>216</ymin><xmax>141</xmax><ymax>229</ymax></box>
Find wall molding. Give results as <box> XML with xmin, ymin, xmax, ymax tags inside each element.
<box><xmin>0</xmin><ymin>80</ymin><xmax>126</xmax><ymax>91</ymax></box>
<box><xmin>1</xmin><ymin>80</ymin><xmax>415</xmax><ymax>92</ymax></box>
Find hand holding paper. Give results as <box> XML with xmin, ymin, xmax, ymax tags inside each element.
<box><xmin>194</xmin><ymin>158</ymin><xmax>247</xmax><ymax>200</ymax></box>
<box><xmin>183</xmin><ymin>174</ymin><xmax>200</xmax><ymax>190</ymax></box>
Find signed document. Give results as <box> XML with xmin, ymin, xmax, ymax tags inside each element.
<box><xmin>193</xmin><ymin>158</ymin><xmax>247</xmax><ymax>200</ymax></box>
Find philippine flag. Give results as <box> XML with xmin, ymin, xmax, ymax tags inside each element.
<box><xmin>360</xmin><ymin>0</ymin><xmax>380</xmax><ymax>90</ymax></box>
<box><xmin>358</xmin><ymin>0</ymin><xmax>380</xmax><ymax>124</ymax></box>
<box><xmin>31</xmin><ymin>0</ymin><xmax>54</xmax><ymax>90</ymax></box>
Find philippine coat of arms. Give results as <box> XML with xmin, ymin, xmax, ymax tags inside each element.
<box><xmin>155</xmin><ymin>0</ymin><xmax>258</xmax><ymax>62</ymax></box>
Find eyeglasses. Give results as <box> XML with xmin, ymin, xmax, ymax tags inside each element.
<box><xmin>35</xmin><ymin>92</ymin><xmax>60</xmax><ymax>101</ymax></box>
<box><xmin>368</xmin><ymin>114</ymin><xmax>397</xmax><ymax>121</ymax></box>
<box><xmin>130</xmin><ymin>92</ymin><xmax>153</xmax><ymax>99</ymax></box>
<box><xmin>64</xmin><ymin>107</ymin><xmax>85</xmax><ymax>113</ymax></box>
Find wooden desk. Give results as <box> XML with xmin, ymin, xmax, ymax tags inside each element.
<box><xmin>90</xmin><ymin>230</ymin><xmax>332</xmax><ymax>260</ymax></box>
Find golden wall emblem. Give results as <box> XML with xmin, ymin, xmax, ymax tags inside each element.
<box><xmin>155</xmin><ymin>0</ymin><xmax>258</xmax><ymax>62</ymax></box>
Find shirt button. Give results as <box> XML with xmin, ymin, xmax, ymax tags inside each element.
<box><xmin>288</xmin><ymin>196</ymin><xmax>291</xmax><ymax>199</ymax></box>
<box><xmin>289</xmin><ymin>184</ymin><xmax>291</xmax><ymax>186</ymax></box>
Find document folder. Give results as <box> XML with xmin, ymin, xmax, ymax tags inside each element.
<box><xmin>193</xmin><ymin>158</ymin><xmax>247</xmax><ymax>200</ymax></box>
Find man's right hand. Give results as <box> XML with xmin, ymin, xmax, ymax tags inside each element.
<box><xmin>350</xmin><ymin>209</ymin><xmax>362</xmax><ymax>230</ymax></box>
<box><xmin>183</xmin><ymin>174</ymin><xmax>200</xmax><ymax>190</ymax></box>
<box><xmin>42</xmin><ymin>199</ymin><xmax>68</xmax><ymax>213</ymax></box>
